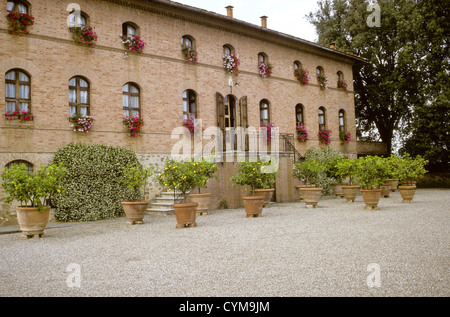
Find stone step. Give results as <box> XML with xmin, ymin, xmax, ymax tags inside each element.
<box><xmin>148</xmin><ymin>202</ymin><xmax>174</xmax><ymax>209</ymax></box>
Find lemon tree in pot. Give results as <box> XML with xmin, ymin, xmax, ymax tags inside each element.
<box><xmin>293</xmin><ymin>159</ymin><xmax>325</xmax><ymax>208</ymax></box>
<box><xmin>396</xmin><ymin>154</ymin><xmax>428</xmax><ymax>203</ymax></box>
<box><xmin>118</xmin><ymin>164</ymin><xmax>153</xmax><ymax>225</ymax></box>
<box><xmin>230</xmin><ymin>159</ymin><xmax>275</xmax><ymax>217</ymax></box>
<box><xmin>384</xmin><ymin>154</ymin><xmax>401</xmax><ymax>192</ymax></box>
<box><xmin>1</xmin><ymin>162</ymin><xmax>66</xmax><ymax>238</ymax></box>
<box><xmin>188</xmin><ymin>159</ymin><xmax>219</xmax><ymax>215</ymax></box>
<box><xmin>335</xmin><ymin>157</ymin><xmax>359</xmax><ymax>202</ymax></box>
<box><xmin>155</xmin><ymin>159</ymin><xmax>199</xmax><ymax>228</ymax></box>
<box><xmin>355</xmin><ymin>156</ymin><xmax>389</xmax><ymax>210</ymax></box>
<box><xmin>327</xmin><ymin>155</ymin><xmax>347</xmax><ymax>198</ymax></box>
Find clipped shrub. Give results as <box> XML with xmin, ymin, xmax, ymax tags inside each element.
<box><xmin>304</xmin><ymin>147</ymin><xmax>344</xmax><ymax>195</ymax></box>
<box><xmin>51</xmin><ymin>143</ymin><xmax>141</xmax><ymax>222</ymax></box>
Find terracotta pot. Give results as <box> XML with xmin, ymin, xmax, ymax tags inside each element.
<box><xmin>16</xmin><ymin>206</ymin><xmax>50</xmax><ymax>238</ymax></box>
<box><xmin>380</xmin><ymin>185</ymin><xmax>391</xmax><ymax>198</ymax></box>
<box><xmin>331</xmin><ymin>183</ymin><xmax>344</xmax><ymax>198</ymax></box>
<box><xmin>242</xmin><ymin>196</ymin><xmax>265</xmax><ymax>218</ymax></box>
<box><xmin>299</xmin><ymin>187</ymin><xmax>323</xmax><ymax>208</ymax></box>
<box><xmin>398</xmin><ymin>185</ymin><xmax>416</xmax><ymax>203</ymax></box>
<box><xmin>341</xmin><ymin>185</ymin><xmax>359</xmax><ymax>202</ymax></box>
<box><xmin>295</xmin><ymin>185</ymin><xmax>316</xmax><ymax>201</ymax></box>
<box><xmin>360</xmin><ymin>189</ymin><xmax>382</xmax><ymax>210</ymax></box>
<box><xmin>173</xmin><ymin>202</ymin><xmax>198</xmax><ymax>228</ymax></box>
<box><xmin>121</xmin><ymin>201</ymin><xmax>149</xmax><ymax>224</ymax></box>
<box><xmin>188</xmin><ymin>192</ymin><xmax>211</xmax><ymax>215</ymax></box>
<box><xmin>384</xmin><ymin>179</ymin><xmax>399</xmax><ymax>192</ymax></box>
<box><xmin>253</xmin><ymin>188</ymin><xmax>274</xmax><ymax>207</ymax></box>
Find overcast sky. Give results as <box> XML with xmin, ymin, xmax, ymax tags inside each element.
<box><xmin>172</xmin><ymin>0</ymin><xmax>320</xmax><ymax>42</ymax></box>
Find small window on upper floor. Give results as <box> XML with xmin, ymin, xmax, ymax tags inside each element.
<box><xmin>5</xmin><ymin>69</ymin><xmax>31</xmax><ymax>114</ymax></box>
<box><xmin>69</xmin><ymin>76</ymin><xmax>90</xmax><ymax>117</ymax></box>
<box><xmin>294</xmin><ymin>61</ymin><xmax>302</xmax><ymax>72</ymax></box>
<box><xmin>295</xmin><ymin>104</ymin><xmax>304</xmax><ymax>126</ymax></box>
<box><xmin>223</xmin><ymin>44</ymin><xmax>234</xmax><ymax>57</ymax></box>
<box><xmin>339</xmin><ymin>109</ymin><xmax>346</xmax><ymax>134</ymax></box>
<box><xmin>68</xmin><ymin>10</ymin><xmax>88</xmax><ymax>28</ymax></box>
<box><xmin>316</xmin><ymin>66</ymin><xmax>324</xmax><ymax>77</ymax></box>
<box><xmin>7</xmin><ymin>0</ymin><xmax>29</xmax><ymax>14</ymax></box>
<box><xmin>318</xmin><ymin>107</ymin><xmax>326</xmax><ymax>130</ymax></box>
<box><xmin>258</xmin><ymin>52</ymin><xmax>268</xmax><ymax>65</ymax></box>
<box><xmin>122</xmin><ymin>22</ymin><xmax>139</xmax><ymax>37</ymax></box>
<box><xmin>181</xmin><ymin>35</ymin><xmax>194</xmax><ymax>50</ymax></box>
<box><xmin>337</xmin><ymin>71</ymin><xmax>344</xmax><ymax>83</ymax></box>
<box><xmin>183</xmin><ymin>89</ymin><xmax>198</xmax><ymax>121</ymax></box>
<box><xmin>260</xmin><ymin>99</ymin><xmax>270</xmax><ymax>126</ymax></box>
<box><xmin>122</xmin><ymin>83</ymin><xmax>141</xmax><ymax>117</ymax></box>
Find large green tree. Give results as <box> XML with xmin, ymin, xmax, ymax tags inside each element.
<box><xmin>307</xmin><ymin>0</ymin><xmax>434</xmax><ymax>155</ymax></box>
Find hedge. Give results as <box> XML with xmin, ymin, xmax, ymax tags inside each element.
<box><xmin>51</xmin><ymin>143</ymin><xmax>141</xmax><ymax>222</ymax></box>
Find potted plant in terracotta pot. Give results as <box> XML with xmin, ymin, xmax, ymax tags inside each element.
<box><xmin>118</xmin><ymin>164</ymin><xmax>153</xmax><ymax>225</ymax></box>
<box><xmin>293</xmin><ymin>159</ymin><xmax>325</xmax><ymax>208</ymax></box>
<box><xmin>1</xmin><ymin>162</ymin><xmax>66</xmax><ymax>238</ymax></box>
<box><xmin>335</xmin><ymin>157</ymin><xmax>359</xmax><ymax>202</ymax></box>
<box><xmin>155</xmin><ymin>159</ymin><xmax>199</xmax><ymax>228</ymax></box>
<box><xmin>327</xmin><ymin>155</ymin><xmax>347</xmax><ymax>198</ymax></box>
<box><xmin>396</xmin><ymin>154</ymin><xmax>428</xmax><ymax>203</ymax></box>
<box><xmin>355</xmin><ymin>156</ymin><xmax>390</xmax><ymax>210</ymax></box>
<box><xmin>188</xmin><ymin>159</ymin><xmax>219</xmax><ymax>215</ymax></box>
<box><xmin>230</xmin><ymin>159</ymin><xmax>275</xmax><ymax>217</ymax></box>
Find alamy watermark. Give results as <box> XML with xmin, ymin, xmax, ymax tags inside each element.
<box><xmin>366</xmin><ymin>263</ymin><xmax>381</xmax><ymax>288</ymax></box>
<box><xmin>66</xmin><ymin>263</ymin><xmax>81</xmax><ymax>288</ymax></box>
<box><xmin>367</xmin><ymin>2</ymin><xmax>381</xmax><ymax>27</ymax></box>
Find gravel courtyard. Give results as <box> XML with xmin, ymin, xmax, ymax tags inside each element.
<box><xmin>0</xmin><ymin>188</ymin><xmax>448</xmax><ymax>297</ymax></box>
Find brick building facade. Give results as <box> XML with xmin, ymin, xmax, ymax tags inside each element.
<box><xmin>0</xmin><ymin>0</ymin><xmax>367</xmax><ymax>219</ymax></box>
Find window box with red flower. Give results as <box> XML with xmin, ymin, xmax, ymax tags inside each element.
<box><xmin>296</xmin><ymin>124</ymin><xmax>309</xmax><ymax>143</ymax></box>
<box><xmin>337</xmin><ymin>79</ymin><xmax>348</xmax><ymax>93</ymax></box>
<box><xmin>258</xmin><ymin>62</ymin><xmax>273</xmax><ymax>78</ymax></box>
<box><xmin>223</xmin><ymin>54</ymin><xmax>240</xmax><ymax>76</ymax></box>
<box><xmin>294</xmin><ymin>68</ymin><xmax>310</xmax><ymax>86</ymax></box>
<box><xmin>120</xmin><ymin>34</ymin><xmax>146</xmax><ymax>56</ymax></box>
<box><xmin>123</xmin><ymin>114</ymin><xmax>144</xmax><ymax>138</ymax></box>
<box><xmin>318</xmin><ymin>127</ymin><xmax>332</xmax><ymax>145</ymax></box>
<box><xmin>182</xmin><ymin>45</ymin><xmax>198</xmax><ymax>64</ymax></box>
<box><xmin>5</xmin><ymin>110</ymin><xmax>33</xmax><ymax>121</ymax></box>
<box><xmin>317</xmin><ymin>74</ymin><xmax>328</xmax><ymax>90</ymax></box>
<box><xmin>6</xmin><ymin>11</ymin><xmax>34</xmax><ymax>36</ymax></box>
<box><xmin>70</xmin><ymin>114</ymin><xmax>94</xmax><ymax>133</ymax></box>
<box><xmin>69</xmin><ymin>25</ymin><xmax>98</xmax><ymax>53</ymax></box>
<box><xmin>339</xmin><ymin>131</ymin><xmax>351</xmax><ymax>145</ymax></box>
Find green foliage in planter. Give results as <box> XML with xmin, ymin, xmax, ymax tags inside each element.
<box><xmin>117</xmin><ymin>164</ymin><xmax>154</xmax><ymax>202</ymax></box>
<box><xmin>293</xmin><ymin>159</ymin><xmax>325</xmax><ymax>186</ymax></box>
<box><xmin>303</xmin><ymin>147</ymin><xmax>345</xmax><ymax>195</ymax></box>
<box><xmin>193</xmin><ymin>159</ymin><xmax>219</xmax><ymax>194</ymax></box>
<box><xmin>355</xmin><ymin>156</ymin><xmax>390</xmax><ymax>189</ymax></box>
<box><xmin>384</xmin><ymin>154</ymin><xmax>402</xmax><ymax>179</ymax></box>
<box><xmin>395</xmin><ymin>154</ymin><xmax>428</xmax><ymax>185</ymax></box>
<box><xmin>1</xmin><ymin>162</ymin><xmax>66</xmax><ymax>212</ymax></box>
<box><xmin>230</xmin><ymin>159</ymin><xmax>276</xmax><ymax>193</ymax></box>
<box><xmin>51</xmin><ymin>143</ymin><xmax>141</xmax><ymax>222</ymax></box>
<box><xmin>154</xmin><ymin>159</ymin><xmax>201</xmax><ymax>202</ymax></box>
<box><xmin>334</xmin><ymin>157</ymin><xmax>358</xmax><ymax>185</ymax></box>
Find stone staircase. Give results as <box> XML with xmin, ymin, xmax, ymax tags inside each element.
<box><xmin>146</xmin><ymin>190</ymin><xmax>190</xmax><ymax>215</ymax></box>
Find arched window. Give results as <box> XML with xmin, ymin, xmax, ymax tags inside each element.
<box><xmin>122</xmin><ymin>83</ymin><xmax>140</xmax><ymax>117</ymax></box>
<box><xmin>339</xmin><ymin>109</ymin><xmax>346</xmax><ymax>133</ymax></box>
<box><xmin>68</xmin><ymin>11</ymin><xmax>88</xmax><ymax>28</ymax></box>
<box><xmin>260</xmin><ymin>99</ymin><xmax>270</xmax><ymax>126</ymax></box>
<box><xmin>122</xmin><ymin>22</ymin><xmax>138</xmax><ymax>37</ymax></box>
<box><xmin>69</xmin><ymin>76</ymin><xmax>90</xmax><ymax>117</ymax></box>
<box><xmin>6</xmin><ymin>160</ymin><xmax>33</xmax><ymax>173</ymax></box>
<box><xmin>295</xmin><ymin>104</ymin><xmax>304</xmax><ymax>126</ymax></box>
<box><xmin>183</xmin><ymin>89</ymin><xmax>197</xmax><ymax>120</ymax></box>
<box><xmin>294</xmin><ymin>61</ymin><xmax>302</xmax><ymax>72</ymax></box>
<box><xmin>337</xmin><ymin>71</ymin><xmax>344</xmax><ymax>83</ymax></box>
<box><xmin>7</xmin><ymin>0</ymin><xmax>29</xmax><ymax>14</ymax></box>
<box><xmin>258</xmin><ymin>52</ymin><xmax>268</xmax><ymax>65</ymax></box>
<box><xmin>316</xmin><ymin>66</ymin><xmax>324</xmax><ymax>77</ymax></box>
<box><xmin>318</xmin><ymin>107</ymin><xmax>326</xmax><ymax>130</ymax></box>
<box><xmin>5</xmin><ymin>69</ymin><xmax>31</xmax><ymax>114</ymax></box>
<box><xmin>181</xmin><ymin>35</ymin><xmax>194</xmax><ymax>49</ymax></box>
<box><xmin>223</xmin><ymin>44</ymin><xmax>234</xmax><ymax>57</ymax></box>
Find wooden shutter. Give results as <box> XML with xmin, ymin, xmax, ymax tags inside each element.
<box><xmin>239</xmin><ymin>96</ymin><xmax>248</xmax><ymax>128</ymax></box>
<box><xmin>216</xmin><ymin>92</ymin><xmax>225</xmax><ymax>130</ymax></box>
